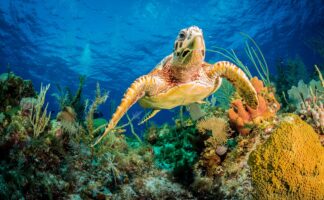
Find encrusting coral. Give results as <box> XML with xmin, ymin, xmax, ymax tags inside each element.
<box><xmin>248</xmin><ymin>114</ymin><xmax>324</xmax><ymax>199</ymax></box>
<box><xmin>228</xmin><ymin>77</ymin><xmax>280</xmax><ymax>135</ymax></box>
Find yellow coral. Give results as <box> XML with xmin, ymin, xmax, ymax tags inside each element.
<box><xmin>248</xmin><ymin>114</ymin><xmax>324</xmax><ymax>199</ymax></box>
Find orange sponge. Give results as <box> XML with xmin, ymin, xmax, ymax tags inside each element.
<box><xmin>228</xmin><ymin>77</ymin><xmax>280</xmax><ymax>135</ymax></box>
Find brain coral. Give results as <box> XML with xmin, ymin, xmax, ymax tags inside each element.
<box><xmin>248</xmin><ymin>114</ymin><xmax>324</xmax><ymax>199</ymax></box>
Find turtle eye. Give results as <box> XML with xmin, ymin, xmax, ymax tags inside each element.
<box><xmin>178</xmin><ymin>31</ymin><xmax>186</xmax><ymax>40</ymax></box>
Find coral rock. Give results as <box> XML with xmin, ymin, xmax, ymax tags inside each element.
<box><xmin>196</xmin><ymin>147</ymin><xmax>221</xmax><ymax>177</ymax></box>
<box><xmin>248</xmin><ymin>115</ymin><xmax>324</xmax><ymax>199</ymax></box>
<box><xmin>216</xmin><ymin>145</ymin><xmax>228</xmax><ymax>156</ymax></box>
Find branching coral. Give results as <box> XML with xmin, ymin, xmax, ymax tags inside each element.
<box><xmin>29</xmin><ymin>84</ymin><xmax>51</xmax><ymax>137</ymax></box>
<box><xmin>228</xmin><ymin>77</ymin><xmax>280</xmax><ymax>135</ymax></box>
<box><xmin>248</xmin><ymin>114</ymin><xmax>324</xmax><ymax>199</ymax></box>
<box><xmin>299</xmin><ymin>101</ymin><xmax>324</xmax><ymax>134</ymax></box>
<box><xmin>85</xmin><ymin>83</ymin><xmax>108</xmax><ymax>139</ymax></box>
<box><xmin>287</xmin><ymin>67</ymin><xmax>324</xmax><ymax>134</ymax></box>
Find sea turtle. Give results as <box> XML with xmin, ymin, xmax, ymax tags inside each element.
<box><xmin>93</xmin><ymin>26</ymin><xmax>259</xmax><ymax>145</ymax></box>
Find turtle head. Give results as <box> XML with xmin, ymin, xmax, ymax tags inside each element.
<box><xmin>172</xmin><ymin>26</ymin><xmax>205</xmax><ymax>67</ymax></box>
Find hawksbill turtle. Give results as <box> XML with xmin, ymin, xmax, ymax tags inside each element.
<box><xmin>94</xmin><ymin>26</ymin><xmax>259</xmax><ymax>145</ymax></box>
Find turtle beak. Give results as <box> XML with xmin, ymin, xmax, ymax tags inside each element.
<box><xmin>190</xmin><ymin>35</ymin><xmax>205</xmax><ymax>60</ymax></box>
<box><xmin>192</xmin><ymin>35</ymin><xmax>204</xmax><ymax>49</ymax></box>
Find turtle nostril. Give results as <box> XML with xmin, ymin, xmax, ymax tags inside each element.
<box><xmin>201</xmin><ymin>50</ymin><xmax>205</xmax><ymax>57</ymax></box>
<box><xmin>175</xmin><ymin>42</ymin><xmax>178</xmax><ymax>50</ymax></box>
<box><xmin>182</xmin><ymin>50</ymin><xmax>190</xmax><ymax>57</ymax></box>
<box><xmin>179</xmin><ymin>42</ymin><xmax>183</xmax><ymax>48</ymax></box>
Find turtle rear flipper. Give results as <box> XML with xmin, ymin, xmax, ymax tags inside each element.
<box><xmin>207</xmin><ymin>61</ymin><xmax>259</xmax><ymax>109</ymax></box>
<box><xmin>138</xmin><ymin>109</ymin><xmax>161</xmax><ymax>125</ymax></box>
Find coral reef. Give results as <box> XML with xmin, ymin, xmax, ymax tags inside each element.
<box><xmin>190</xmin><ymin>127</ymin><xmax>266</xmax><ymax>199</ymax></box>
<box><xmin>115</xmin><ymin>171</ymin><xmax>194</xmax><ymax>200</ymax></box>
<box><xmin>287</xmin><ymin>72</ymin><xmax>324</xmax><ymax>134</ymax></box>
<box><xmin>299</xmin><ymin>97</ymin><xmax>324</xmax><ymax>134</ymax></box>
<box><xmin>287</xmin><ymin>79</ymin><xmax>322</xmax><ymax>107</ymax></box>
<box><xmin>248</xmin><ymin>114</ymin><xmax>324</xmax><ymax>199</ymax></box>
<box><xmin>0</xmin><ymin>72</ymin><xmax>35</xmax><ymax>112</ymax></box>
<box><xmin>0</xmin><ymin>72</ymin><xmax>188</xmax><ymax>199</ymax></box>
<box><xmin>1</xmin><ymin>64</ymin><xmax>322</xmax><ymax>200</ymax></box>
<box><xmin>52</xmin><ymin>75</ymin><xmax>86</xmax><ymax>121</ymax></box>
<box><xmin>145</xmin><ymin>120</ymin><xmax>204</xmax><ymax>183</ymax></box>
<box><xmin>195</xmin><ymin>117</ymin><xmax>229</xmax><ymax>177</ymax></box>
<box><xmin>228</xmin><ymin>77</ymin><xmax>280</xmax><ymax>135</ymax></box>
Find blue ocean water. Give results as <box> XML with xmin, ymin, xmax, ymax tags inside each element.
<box><xmin>0</xmin><ymin>0</ymin><xmax>323</xmax><ymax>131</ymax></box>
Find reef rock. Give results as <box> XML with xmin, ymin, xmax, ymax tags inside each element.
<box><xmin>0</xmin><ymin>72</ymin><xmax>35</xmax><ymax>112</ymax></box>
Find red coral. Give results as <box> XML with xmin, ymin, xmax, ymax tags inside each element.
<box><xmin>228</xmin><ymin>77</ymin><xmax>280</xmax><ymax>135</ymax></box>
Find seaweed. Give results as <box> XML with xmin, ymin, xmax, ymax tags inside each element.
<box><xmin>208</xmin><ymin>33</ymin><xmax>271</xmax><ymax>87</ymax></box>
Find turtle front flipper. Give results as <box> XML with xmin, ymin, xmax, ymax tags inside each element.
<box><xmin>207</xmin><ymin>61</ymin><xmax>259</xmax><ymax>109</ymax></box>
<box><xmin>93</xmin><ymin>75</ymin><xmax>160</xmax><ymax>146</ymax></box>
